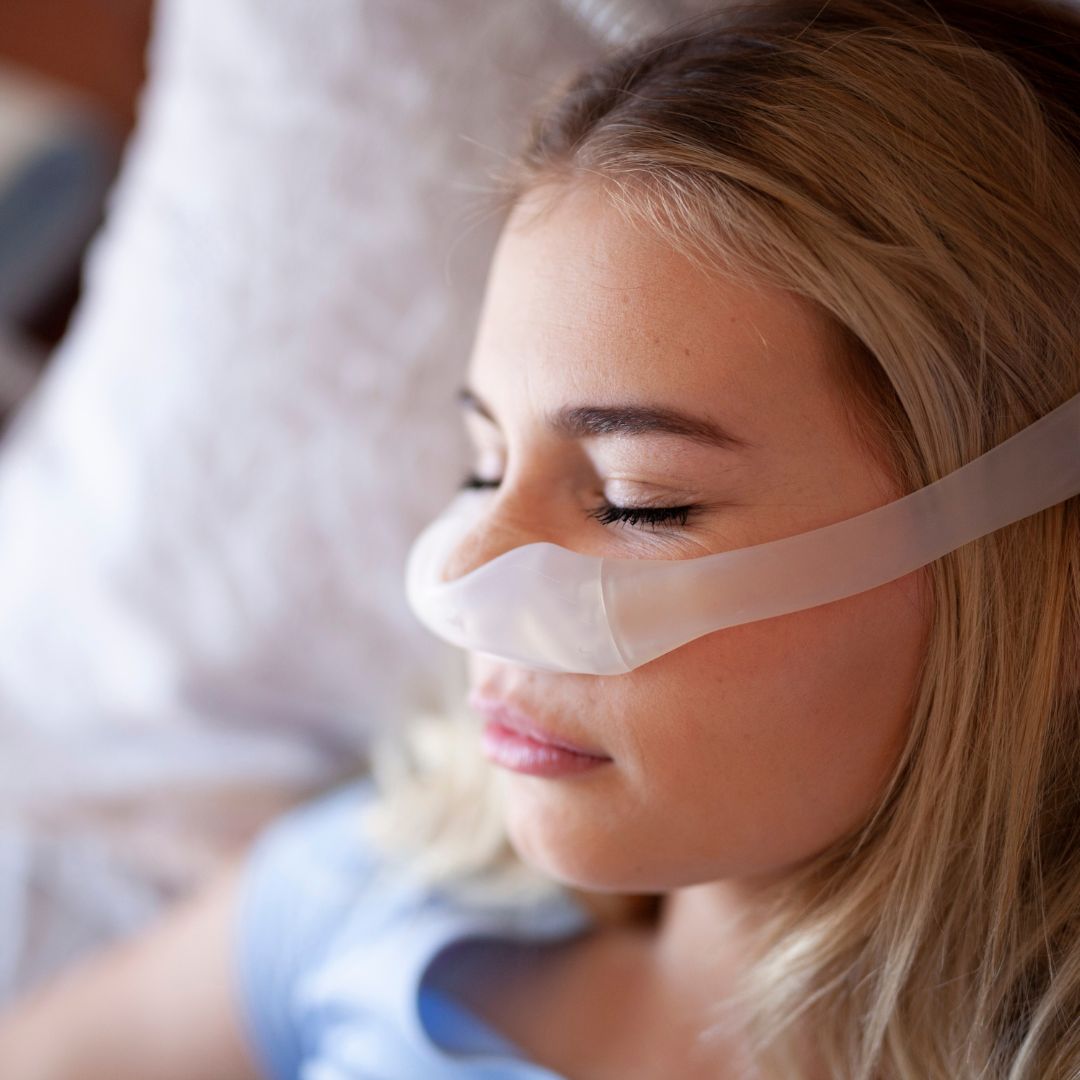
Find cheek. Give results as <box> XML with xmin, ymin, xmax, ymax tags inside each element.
<box><xmin>622</xmin><ymin>568</ymin><xmax>929</xmax><ymax>871</ymax></box>
<box><xmin>486</xmin><ymin>570</ymin><xmax>929</xmax><ymax>892</ymax></box>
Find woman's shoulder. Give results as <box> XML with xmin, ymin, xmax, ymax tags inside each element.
<box><xmin>234</xmin><ymin>773</ymin><xmax>590</xmax><ymax>947</ymax></box>
<box><xmin>231</xmin><ymin>776</ymin><xmax>389</xmax><ymax>1080</ymax></box>
<box><xmin>231</xmin><ymin>774</ymin><xmax>594</xmax><ymax>1080</ymax></box>
<box><xmin>240</xmin><ymin>775</ymin><xmax>385</xmax><ymax>899</ymax></box>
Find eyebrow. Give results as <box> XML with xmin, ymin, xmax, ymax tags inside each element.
<box><xmin>457</xmin><ymin>386</ymin><xmax>754</xmax><ymax>452</ymax></box>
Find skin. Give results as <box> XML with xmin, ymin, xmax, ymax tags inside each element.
<box><xmin>442</xmin><ymin>178</ymin><xmax>931</xmax><ymax>1072</ymax></box>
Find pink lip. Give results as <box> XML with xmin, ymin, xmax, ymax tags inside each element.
<box><xmin>469</xmin><ymin>692</ymin><xmax>612</xmax><ymax>778</ymax></box>
<box><xmin>479</xmin><ymin>721</ymin><xmax>611</xmax><ymax>777</ymax></box>
<box><xmin>470</xmin><ymin>695</ymin><xmax>613</xmax><ymax>756</ymax></box>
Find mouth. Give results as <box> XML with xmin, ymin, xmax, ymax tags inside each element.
<box><xmin>467</xmin><ymin>691</ymin><xmax>613</xmax><ymax>777</ymax></box>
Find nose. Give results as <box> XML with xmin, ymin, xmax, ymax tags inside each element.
<box><xmin>437</xmin><ymin>496</ymin><xmax>539</xmax><ymax>583</ymax></box>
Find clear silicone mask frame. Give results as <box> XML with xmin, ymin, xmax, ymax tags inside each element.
<box><xmin>405</xmin><ymin>390</ymin><xmax>1080</xmax><ymax>675</ymax></box>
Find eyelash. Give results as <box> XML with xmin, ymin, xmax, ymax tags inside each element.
<box><xmin>459</xmin><ymin>474</ymin><xmax>696</xmax><ymax>531</ymax></box>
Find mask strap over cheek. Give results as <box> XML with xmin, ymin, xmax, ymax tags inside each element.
<box><xmin>406</xmin><ymin>389</ymin><xmax>1080</xmax><ymax>675</ymax></box>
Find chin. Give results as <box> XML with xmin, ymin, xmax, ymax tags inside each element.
<box><xmin>498</xmin><ymin>775</ymin><xmax>665</xmax><ymax>894</ymax></box>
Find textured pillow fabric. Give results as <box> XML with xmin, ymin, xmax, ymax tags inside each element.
<box><xmin>0</xmin><ymin>1</ymin><xmax>593</xmax><ymax>742</ymax></box>
<box><xmin>0</xmin><ymin>0</ymin><xmax>711</xmax><ymax>1001</ymax></box>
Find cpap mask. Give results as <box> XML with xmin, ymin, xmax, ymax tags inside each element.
<box><xmin>406</xmin><ymin>390</ymin><xmax>1080</xmax><ymax>675</ymax></box>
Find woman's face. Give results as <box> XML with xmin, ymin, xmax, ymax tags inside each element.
<box><xmin>451</xmin><ymin>180</ymin><xmax>930</xmax><ymax>894</ymax></box>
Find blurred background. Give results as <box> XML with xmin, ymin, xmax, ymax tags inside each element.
<box><xmin>0</xmin><ymin>0</ymin><xmax>152</xmax><ymax>428</ymax></box>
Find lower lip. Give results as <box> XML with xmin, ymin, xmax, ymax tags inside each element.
<box><xmin>481</xmin><ymin>721</ymin><xmax>612</xmax><ymax>777</ymax></box>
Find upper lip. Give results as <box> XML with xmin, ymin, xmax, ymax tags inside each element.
<box><xmin>467</xmin><ymin>691</ymin><xmax>611</xmax><ymax>759</ymax></box>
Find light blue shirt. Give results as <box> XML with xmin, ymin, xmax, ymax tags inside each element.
<box><xmin>233</xmin><ymin>776</ymin><xmax>596</xmax><ymax>1079</ymax></box>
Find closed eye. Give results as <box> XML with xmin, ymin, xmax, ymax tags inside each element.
<box><xmin>459</xmin><ymin>473</ymin><xmax>698</xmax><ymax>532</ymax></box>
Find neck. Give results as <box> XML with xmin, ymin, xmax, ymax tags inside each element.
<box><xmin>653</xmin><ymin>877</ymin><xmax>828</xmax><ymax>1079</ymax></box>
<box><xmin>655</xmin><ymin>880</ymin><xmax>765</xmax><ymax>1003</ymax></box>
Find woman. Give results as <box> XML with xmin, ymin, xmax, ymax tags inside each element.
<box><xmin>1</xmin><ymin>0</ymin><xmax>1077</xmax><ymax>1076</ymax></box>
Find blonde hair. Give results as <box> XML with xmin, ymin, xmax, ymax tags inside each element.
<box><xmin>359</xmin><ymin>2</ymin><xmax>1080</xmax><ymax>1076</ymax></box>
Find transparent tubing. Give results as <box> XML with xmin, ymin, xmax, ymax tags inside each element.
<box><xmin>405</xmin><ymin>390</ymin><xmax>1080</xmax><ymax>675</ymax></box>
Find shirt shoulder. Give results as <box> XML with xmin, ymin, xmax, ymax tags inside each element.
<box><xmin>231</xmin><ymin>775</ymin><xmax>594</xmax><ymax>1080</ymax></box>
<box><xmin>232</xmin><ymin>776</ymin><xmax>386</xmax><ymax>1080</ymax></box>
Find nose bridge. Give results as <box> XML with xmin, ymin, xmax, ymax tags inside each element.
<box><xmin>437</xmin><ymin>496</ymin><xmax>538</xmax><ymax>583</ymax></box>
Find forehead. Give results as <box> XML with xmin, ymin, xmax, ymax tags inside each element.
<box><xmin>468</xmin><ymin>180</ymin><xmax>842</xmax><ymax>440</ymax></box>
